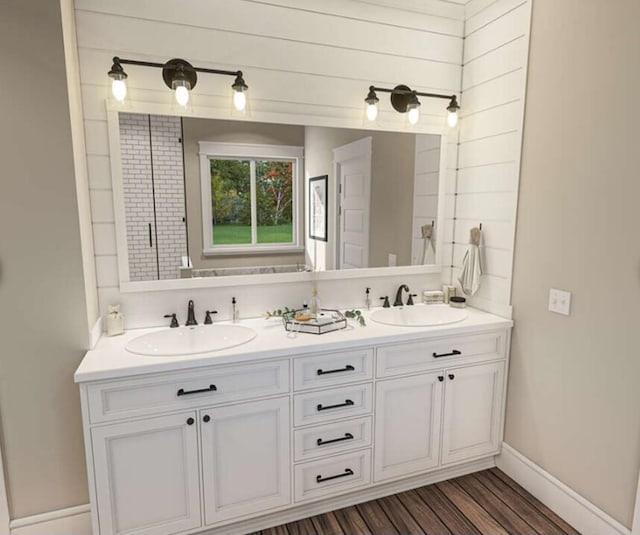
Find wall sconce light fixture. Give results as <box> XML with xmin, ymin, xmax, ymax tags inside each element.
<box><xmin>364</xmin><ymin>84</ymin><xmax>460</xmax><ymax>127</ymax></box>
<box><xmin>107</xmin><ymin>57</ymin><xmax>248</xmax><ymax>110</ymax></box>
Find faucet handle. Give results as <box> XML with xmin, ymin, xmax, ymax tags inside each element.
<box><xmin>204</xmin><ymin>310</ymin><xmax>218</xmax><ymax>324</ymax></box>
<box><xmin>407</xmin><ymin>293</ymin><xmax>417</xmax><ymax>306</ymax></box>
<box><xmin>164</xmin><ymin>313</ymin><xmax>179</xmax><ymax>328</ymax></box>
<box><xmin>380</xmin><ymin>296</ymin><xmax>390</xmax><ymax>308</ymax></box>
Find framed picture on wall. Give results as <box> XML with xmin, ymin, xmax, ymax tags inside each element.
<box><xmin>309</xmin><ymin>175</ymin><xmax>328</xmax><ymax>242</ymax></box>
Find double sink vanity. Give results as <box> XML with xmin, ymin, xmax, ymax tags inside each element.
<box><xmin>75</xmin><ymin>304</ymin><xmax>512</xmax><ymax>535</ymax></box>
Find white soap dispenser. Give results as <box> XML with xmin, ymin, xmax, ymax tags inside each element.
<box><xmin>106</xmin><ymin>304</ymin><xmax>125</xmax><ymax>336</ymax></box>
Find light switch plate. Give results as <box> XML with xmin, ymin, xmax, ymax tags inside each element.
<box><xmin>388</xmin><ymin>253</ymin><xmax>397</xmax><ymax>267</ymax></box>
<box><xmin>548</xmin><ymin>288</ymin><xmax>571</xmax><ymax>315</ymax></box>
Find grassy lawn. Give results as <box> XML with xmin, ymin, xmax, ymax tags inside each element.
<box><xmin>213</xmin><ymin>223</ymin><xmax>293</xmax><ymax>245</ymax></box>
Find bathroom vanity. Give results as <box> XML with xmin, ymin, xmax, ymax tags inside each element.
<box><xmin>75</xmin><ymin>307</ymin><xmax>512</xmax><ymax>535</ymax></box>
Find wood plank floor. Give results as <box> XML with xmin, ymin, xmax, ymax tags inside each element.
<box><xmin>251</xmin><ymin>468</ymin><xmax>580</xmax><ymax>535</ymax></box>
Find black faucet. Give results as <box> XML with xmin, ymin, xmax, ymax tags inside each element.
<box><xmin>164</xmin><ymin>313</ymin><xmax>179</xmax><ymax>328</ymax></box>
<box><xmin>185</xmin><ymin>300</ymin><xmax>198</xmax><ymax>326</ymax></box>
<box><xmin>393</xmin><ymin>284</ymin><xmax>410</xmax><ymax>307</ymax></box>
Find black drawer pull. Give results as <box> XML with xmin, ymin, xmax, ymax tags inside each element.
<box><xmin>177</xmin><ymin>385</ymin><xmax>217</xmax><ymax>397</ymax></box>
<box><xmin>432</xmin><ymin>350</ymin><xmax>462</xmax><ymax>358</ymax></box>
<box><xmin>438</xmin><ymin>376</ymin><xmax>444</xmax><ymax>382</ymax></box>
<box><xmin>316</xmin><ymin>468</ymin><xmax>354</xmax><ymax>483</ymax></box>
<box><xmin>448</xmin><ymin>374</ymin><xmax>455</xmax><ymax>380</ymax></box>
<box><xmin>317</xmin><ymin>399</ymin><xmax>354</xmax><ymax>412</ymax></box>
<box><xmin>317</xmin><ymin>365</ymin><xmax>355</xmax><ymax>376</ymax></box>
<box><xmin>317</xmin><ymin>433</ymin><xmax>354</xmax><ymax>447</ymax></box>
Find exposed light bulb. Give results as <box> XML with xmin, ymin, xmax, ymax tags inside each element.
<box><xmin>175</xmin><ymin>85</ymin><xmax>190</xmax><ymax>107</ymax></box>
<box><xmin>111</xmin><ymin>79</ymin><xmax>127</xmax><ymax>103</ymax></box>
<box><xmin>366</xmin><ymin>103</ymin><xmax>378</xmax><ymax>121</ymax></box>
<box><xmin>408</xmin><ymin>106</ymin><xmax>420</xmax><ymax>125</ymax></box>
<box><xmin>233</xmin><ymin>89</ymin><xmax>246</xmax><ymax>111</ymax></box>
<box><xmin>447</xmin><ymin>110</ymin><xmax>459</xmax><ymax>128</ymax></box>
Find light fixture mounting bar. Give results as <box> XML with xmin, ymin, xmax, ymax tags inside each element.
<box><xmin>115</xmin><ymin>57</ymin><xmax>240</xmax><ymax>78</ymax></box>
<box><xmin>370</xmin><ymin>85</ymin><xmax>454</xmax><ymax>101</ymax></box>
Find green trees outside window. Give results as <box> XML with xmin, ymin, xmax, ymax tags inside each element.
<box><xmin>210</xmin><ymin>158</ymin><xmax>294</xmax><ymax>246</ymax></box>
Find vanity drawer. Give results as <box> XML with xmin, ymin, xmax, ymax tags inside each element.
<box><xmin>294</xmin><ymin>449</ymin><xmax>371</xmax><ymax>503</ymax></box>
<box><xmin>293</xmin><ymin>348</ymin><xmax>373</xmax><ymax>391</ymax></box>
<box><xmin>293</xmin><ymin>383</ymin><xmax>372</xmax><ymax>427</ymax></box>
<box><xmin>294</xmin><ymin>416</ymin><xmax>372</xmax><ymax>462</ymax></box>
<box><xmin>376</xmin><ymin>331</ymin><xmax>507</xmax><ymax>378</ymax></box>
<box><xmin>87</xmin><ymin>360</ymin><xmax>289</xmax><ymax>423</ymax></box>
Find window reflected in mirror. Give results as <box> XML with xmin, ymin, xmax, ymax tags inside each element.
<box><xmin>114</xmin><ymin>113</ymin><xmax>444</xmax><ymax>283</ymax></box>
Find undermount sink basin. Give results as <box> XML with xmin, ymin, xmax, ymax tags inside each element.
<box><xmin>126</xmin><ymin>324</ymin><xmax>257</xmax><ymax>356</ymax></box>
<box><xmin>370</xmin><ymin>305</ymin><xmax>467</xmax><ymax>327</ymax></box>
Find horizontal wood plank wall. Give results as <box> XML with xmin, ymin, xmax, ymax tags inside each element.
<box><xmin>442</xmin><ymin>0</ymin><xmax>531</xmax><ymax>317</ymax></box>
<box><xmin>74</xmin><ymin>0</ymin><xmax>465</xmax><ymax>322</ymax></box>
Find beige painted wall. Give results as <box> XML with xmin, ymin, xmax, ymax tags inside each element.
<box><xmin>0</xmin><ymin>0</ymin><xmax>90</xmax><ymax>519</ymax></box>
<box><xmin>304</xmin><ymin>126</ymin><xmax>416</xmax><ymax>269</ymax></box>
<box><xmin>182</xmin><ymin>118</ymin><xmax>306</xmax><ymax>269</ymax></box>
<box><xmin>507</xmin><ymin>0</ymin><xmax>640</xmax><ymax>528</ymax></box>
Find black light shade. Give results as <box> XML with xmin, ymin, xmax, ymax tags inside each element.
<box><xmin>447</xmin><ymin>95</ymin><xmax>460</xmax><ymax>113</ymax></box>
<box><xmin>232</xmin><ymin>72</ymin><xmax>248</xmax><ymax>93</ymax></box>
<box><xmin>108</xmin><ymin>57</ymin><xmax>127</xmax><ymax>80</ymax></box>
<box><xmin>364</xmin><ymin>86</ymin><xmax>379</xmax><ymax>106</ymax></box>
<box><xmin>162</xmin><ymin>58</ymin><xmax>197</xmax><ymax>90</ymax></box>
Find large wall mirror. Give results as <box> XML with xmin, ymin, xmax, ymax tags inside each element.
<box><xmin>108</xmin><ymin>107</ymin><xmax>450</xmax><ymax>290</ymax></box>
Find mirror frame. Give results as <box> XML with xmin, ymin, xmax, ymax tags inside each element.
<box><xmin>106</xmin><ymin>101</ymin><xmax>450</xmax><ymax>292</ymax></box>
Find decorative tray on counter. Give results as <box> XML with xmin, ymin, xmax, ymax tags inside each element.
<box><xmin>282</xmin><ymin>308</ymin><xmax>347</xmax><ymax>335</ymax></box>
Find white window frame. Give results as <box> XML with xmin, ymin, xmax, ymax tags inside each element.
<box><xmin>199</xmin><ymin>141</ymin><xmax>304</xmax><ymax>255</ymax></box>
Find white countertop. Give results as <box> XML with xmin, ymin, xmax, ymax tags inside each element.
<box><xmin>75</xmin><ymin>305</ymin><xmax>512</xmax><ymax>383</ymax></box>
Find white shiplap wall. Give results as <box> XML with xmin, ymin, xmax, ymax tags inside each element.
<box><xmin>442</xmin><ymin>0</ymin><xmax>532</xmax><ymax>317</ymax></box>
<box><xmin>75</xmin><ymin>0</ymin><xmax>468</xmax><ymax>325</ymax></box>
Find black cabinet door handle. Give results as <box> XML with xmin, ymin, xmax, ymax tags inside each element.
<box><xmin>438</xmin><ymin>376</ymin><xmax>444</xmax><ymax>382</ymax></box>
<box><xmin>317</xmin><ymin>433</ymin><xmax>354</xmax><ymax>447</ymax></box>
<box><xmin>316</xmin><ymin>468</ymin><xmax>354</xmax><ymax>483</ymax></box>
<box><xmin>433</xmin><ymin>350</ymin><xmax>462</xmax><ymax>358</ymax></box>
<box><xmin>448</xmin><ymin>374</ymin><xmax>455</xmax><ymax>380</ymax></box>
<box><xmin>186</xmin><ymin>417</ymin><xmax>194</xmax><ymax>425</ymax></box>
<box><xmin>177</xmin><ymin>385</ymin><xmax>217</xmax><ymax>397</ymax></box>
<box><xmin>317</xmin><ymin>399</ymin><xmax>354</xmax><ymax>412</ymax></box>
<box><xmin>317</xmin><ymin>365</ymin><xmax>355</xmax><ymax>376</ymax></box>
<box><xmin>148</xmin><ymin>223</ymin><xmax>153</xmax><ymax>247</ymax></box>
<box><xmin>202</xmin><ymin>415</ymin><xmax>211</xmax><ymax>423</ymax></box>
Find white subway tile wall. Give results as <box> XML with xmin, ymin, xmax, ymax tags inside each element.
<box><xmin>119</xmin><ymin>113</ymin><xmax>187</xmax><ymax>281</ymax></box>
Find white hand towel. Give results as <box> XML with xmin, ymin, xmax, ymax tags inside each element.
<box><xmin>458</xmin><ymin>227</ymin><xmax>482</xmax><ymax>296</ymax></box>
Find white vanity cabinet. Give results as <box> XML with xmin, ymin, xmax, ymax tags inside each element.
<box><xmin>77</xmin><ymin>319</ymin><xmax>511</xmax><ymax>535</ymax></box>
<box><xmin>90</xmin><ymin>412</ymin><xmax>202</xmax><ymax>535</ymax></box>
<box><xmin>83</xmin><ymin>360</ymin><xmax>291</xmax><ymax>535</ymax></box>
<box><xmin>440</xmin><ymin>361</ymin><xmax>505</xmax><ymax>465</ymax></box>
<box><xmin>374</xmin><ymin>332</ymin><xmax>509</xmax><ymax>483</ymax></box>
<box><xmin>374</xmin><ymin>372</ymin><xmax>444</xmax><ymax>482</ymax></box>
<box><xmin>200</xmin><ymin>397</ymin><xmax>290</xmax><ymax>525</ymax></box>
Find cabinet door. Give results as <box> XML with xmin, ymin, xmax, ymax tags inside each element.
<box><xmin>91</xmin><ymin>412</ymin><xmax>201</xmax><ymax>535</ymax></box>
<box><xmin>441</xmin><ymin>361</ymin><xmax>505</xmax><ymax>465</ymax></box>
<box><xmin>201</xmin><ymin>397</ymin><xmax>290</xmax><ymax>525</ymax></box>
<box><xmin>374</xmin><ymin>372</ymin><xmax>443</xmax><ymax>482</ymax></box>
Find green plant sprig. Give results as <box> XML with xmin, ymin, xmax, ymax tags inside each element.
<box><xmin>344</xmin><ymin>309</ymin><xmax>366</xmax><ymax>327</ymax></box>
<box><xmin>264</xmin><ymin>307</ymin><xmax>294</xmax><ymax>319</ymax></box>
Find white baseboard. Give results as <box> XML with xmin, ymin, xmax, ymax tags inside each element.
<box><xmin>9</xmin><ymin>505</ymin><xmax>91</xmax><ymax>535</ymax></box>
<box><xmin>497</xmin><ymin>443</ymin><xmax>630</xmax><ymax>535</ymax></box>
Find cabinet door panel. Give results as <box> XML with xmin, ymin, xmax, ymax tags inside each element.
<box><xmin>201</xmin><ymin>397</ymin><xmax>290</xmax><ymax>525</ymax></box>
<box><xmin>374</xmin><ymin>372</ymin><xmax>443</xmax><ymax>482</ymax></box>
<box><xmin>442</xmin><ymin>361</ymin><xmax>505</xmax><ymax>464</ymax></box>
<box><xmin>91</xmin><ymin>412</ymin><xmax>201</xmax><ymax>535</ymax></box>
